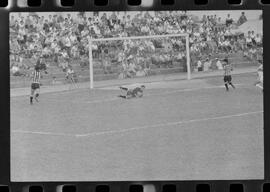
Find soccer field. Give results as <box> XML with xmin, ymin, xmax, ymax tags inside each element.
<box><xmin>10</xmin><ymin>73</ymin><xmax>264</xmax><ymax>181</ymax></box>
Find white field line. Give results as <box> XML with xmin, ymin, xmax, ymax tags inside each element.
<box><xmin>75</xmin><ymin>111</ymin><xmax>263</xmax><ymax>137</ymax></box>
<box><xmin>11</xmin><ymin>130</ymin><xmax>76</xmax><ymax>137</ymax></box>
<box><xmin>83</xmin><ymin>83</ymin><xmax>245</xmax><ymax>104</ymax></box>
<box><xmin>12</xmin><ymin>110</ymin><xmax>263</xmax><ymax>138</ymax></box>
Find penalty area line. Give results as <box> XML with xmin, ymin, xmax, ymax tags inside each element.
<box><xmin>11</xmin><ymin>110</ymin><xmax>262</xmax><ymax>138</ymax></box>
<box><xmin>76</xmin><ymin>110</ymin><xmax>263</xmax><ymax>137</ymax></box>
<box><xmin>11</xmin><ymin>130</ymin><xmax>76</xmax><ymax>137</ymax></box>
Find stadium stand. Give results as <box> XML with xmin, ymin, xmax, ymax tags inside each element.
<box><xmin>10</xmin><ymin>11</ymin><xmax>263</xmax><ymax>88</ymax></box>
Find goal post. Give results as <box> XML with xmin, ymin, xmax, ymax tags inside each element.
<box><xmin>88</xmin><ymin>38</ymin><xmax>94</xmax><ymax>89</ymax></box>
<box><xmin>88</xmin><ymin>33</ymin><xmax>191</xmax><ymax>89</ymax></box>
<box><xmin>185</xmin><ymin>34</ymin><xmax>191</xmax><ymax>80</ymax></box>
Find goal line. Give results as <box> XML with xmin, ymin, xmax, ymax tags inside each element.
<box><xmin>88</xmin><ymin>33</ymin><xmax>191</xmax><ymax>89</ymax></box>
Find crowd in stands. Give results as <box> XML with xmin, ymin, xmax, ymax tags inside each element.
<box><xmin>10</xmin><ymin>11</ymin><xmax>263</xmax><ymax>78</ymax></box>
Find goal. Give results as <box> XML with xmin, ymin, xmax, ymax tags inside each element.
<box><xmin>88</xmin><ymin>33</ymin><xmax>190</xmax><ymax>89</ymax></box>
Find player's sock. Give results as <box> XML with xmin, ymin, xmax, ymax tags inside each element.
<box><xmin>230</xmin><ymin>83</ymin><xmax>235</xmax><ymax>89</ymax></box>
<box><xmin>30</xmin><ymin>96</ymin><xmax>33</xmax><ymax>104</ymax></box>
<box><xmin>225</xmin><ymin>84</ymin><xmax>229</xmax><ymax>91</ymax></box>
<box><xmin>35</xmin><ymin>94</ymin><xmax>39</xmax><ymax>102</ymax></box>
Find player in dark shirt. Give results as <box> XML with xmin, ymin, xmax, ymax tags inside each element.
<box><xmin>119</xmin><ymin>85</ymin><xmax>146</xmax><ymax>99</ymax></box>
<box><xmin>223</xmin><ymin>58</ymin><xmax>235</xmax><ymax>91</ymax></box>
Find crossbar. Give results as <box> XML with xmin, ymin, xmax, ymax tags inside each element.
<box><xmin>90</xmin><ymin>33</ymin><xmax>188</xmax><ymax>42</ymax></box>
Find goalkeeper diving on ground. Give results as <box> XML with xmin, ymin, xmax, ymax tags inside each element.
<box><xmin>119</xmin><ymin>85</ymin><xmax>146</xmax><ymax>99</ymax></box>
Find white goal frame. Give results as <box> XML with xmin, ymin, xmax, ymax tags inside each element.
<box><xmin>88</xmin><ymin>33</ymin><xmax>190</xmax><ymax>89</ymax></box>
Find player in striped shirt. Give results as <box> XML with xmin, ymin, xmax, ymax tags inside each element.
<box><xmin>254</xmin><ymin>60</ymin><xmax>263</xmax><ymax>92</ymax></box>
<box><xmin>30</xmin><ymin>58</ymin><xmax>47</xmax><ymax>104</ymax></box>
<box><xmin>223</xmin><ymin>58</ymin><xmax>235</xmax><ymax>91</ymax></box>
<box><xmin>119</xmin><ymin>85</ymin><xmax>146</xmax><ymax>99</ymax></box>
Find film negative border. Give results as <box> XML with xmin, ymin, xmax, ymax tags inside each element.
<box><xmin>2</xmin><ymin>0</ymin><xmax>270</xmax><ymax>8</ymax></box>
<box><xmin>1</xmin><ymin>0</ymin><xmax>270</xmax><ymax>191</ymax></box>
<box><xmin>0</xmin><ymin>0</ymin><xmax>267</xmax><ymax>11</ymax></box>
<box><xmin>1</xmin><ymin>181</ymin><xmax>270</xmax><ymax>192</ymax></box>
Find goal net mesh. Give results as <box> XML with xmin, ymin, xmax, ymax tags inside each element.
<box><xmin>89</xmin><ymin>34</ymin><xmax>190</xmax><ymax>88</ymax></box>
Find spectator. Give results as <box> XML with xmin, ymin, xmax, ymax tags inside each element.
<box><xmin>127</xmin><ymin>59</ymin><xmax>137</xmax><ymax>77</ymax></box>
<box><xmin>67</xmin><ymin>14</ymin><xmax>72</xmax><ymax>23</ymax></box>
<box><xmin>48</xmin><ymin>14</ymin><xmax>53</xmax><ymax>25</ymax></box>
<box><xmin>197</xmin><ymin>59</ymin><xmax>203</xmax><ymax>71</ymax></box>
<box><xmin>246</xmin><ymin>32</ymin><xmax>253</xmax><ymax>48</ymax></box>
<box><xmin>216</xmin><ymin>59</ymin><xmax>223</xmax><ymax>70</ymax></box>
<box><xmin>43</xmin><ymin>19</ymin><xmax>50</xmax><ymax>33</ymax></box>
<box><xmin>250</xmin><ymin>31</ymin><xmax>256</xmax><ymax>44</ymax></box>
<box><xmin>136</xmin><ymin>65</ymin><xmax>147</xmax><ymax>77</ymax></box>
<box><xmin>255</xmin><ymin>34</ymin><xmax>262</xmax><ymax>46</ymax></box>
<box><xmin>10</xmin><ymin>64</ymin><xmax>20</xmax><ymax>75</ymax></box>
<box><xmin>203</xmin><ymin>58</ymin><xmax>211</xmax><ymax>71</ymax></box>
<box><xmin>101</xmin><ymin>49</ymin><xmax>112</xmax><ymax>74</ymax></box>
<box><xmin>77</xmin><ymin>15</ymin><xmax>85</xmax><ymax>32</ymax></box>
<box><xmin>237</xmin><ymin>12</ymin><xmax>247</xmax><ymax>25</ymax></box>
<box><xmin>225</xmin><ymin>14</ymin><xmax>233</xmax><ymax>27</ymax></box>
<box><xmin>216</xmin><ymin>17</ymin><xmax>222</xmax><ymax>25</ymax></box>
<box><xmin>223</xmin><ymin>39</ymin><xmax>231</xmax><ymax>53</ymax></box>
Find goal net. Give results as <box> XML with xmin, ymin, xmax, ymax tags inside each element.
<box><xmin>88</xmin><ymin>33</ymin><xmax>190</xmax><ymax>89</ymax></box>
